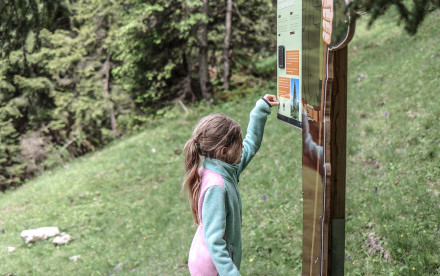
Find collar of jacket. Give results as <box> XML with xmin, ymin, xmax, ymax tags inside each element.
<box><xmin>202</xmin><ymin>157</ymin><xmax>238</xmax><ymax>183</ymax></box>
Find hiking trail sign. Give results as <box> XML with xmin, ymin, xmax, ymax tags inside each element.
<box><xmin>276</xmin><ymin>0</ymin><xmax>356</xmax><ymax>275</ymax></box>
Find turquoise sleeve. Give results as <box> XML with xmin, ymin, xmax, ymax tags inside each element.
<box><xmin>202</xmin><ymin>186</ymin><xmax>240</xmax><ymax>276</ymax></box>
<box><xmin>237</xmin><ymin>99</ymin><xmax>271</xmax><ymax>175</ymax></box>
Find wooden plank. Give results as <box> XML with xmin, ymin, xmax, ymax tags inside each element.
<box><xmin>320</xmin><ymin>6</ymin><xmax>356</xmax><ymax>273</ymax></box>
<box><xmin>328</xmin><ymin>46</ymin><xmax>348</xmax><ymax>275</ymax></box>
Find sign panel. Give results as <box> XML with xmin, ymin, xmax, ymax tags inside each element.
<box><xmin>276</xmin><ymin>0</ymin><xmax>302</xmax><ymax>128</ymax></box>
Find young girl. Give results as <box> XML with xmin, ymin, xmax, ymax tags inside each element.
<box><xmin>182</xmin><ymin>94</ymin><xmax>279</xmax><ymax>275</ymax></box>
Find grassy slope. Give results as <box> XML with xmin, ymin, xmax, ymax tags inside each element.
<box><xmin>345</xmin><ymin>9</ymin><xmax>440</xmax><ymax>276</ymax></box>
<box><xmin>1</xmin><ymin>10</ymin><xmax>439</xmax><ymax>276</ymax></box>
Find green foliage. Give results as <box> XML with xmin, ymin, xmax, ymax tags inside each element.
<box><xmin>0</xmin><ymin>0</ymin><xmax>61</xmax><ymax>59</ymax></box>
<box><xmin>43</xmin><ymin>0</ymin><xmax>128</xmax><ymax>145</ymax></box>
<box><xmin>207</xmin><ymin>0</ymin><xmax>277</xmax><ymax>90</ymax></box>
<box><xmin>108</xmin><ymin>0</ymin><xmax>202</xmax><ymax>108</ymax></box>
<box><xmin>253</xmin><ymin>55</ymin><xmax>277</xmax><ymax>79</ymax></box>
<box><xmin>0</xmin><ymin>27</ymin><xmax>59</xmax><ymax>189</ymax></box>
<box><xmin>0</xmin><ymin>0</ymin><xmax>129</xmax><ymax>189</ymax></box>
<box><xmin>350</xmin><ymin>0</ymin><xmax>440</xmax><ymax>35</ymax></box>
<box><xmin>0</xmin><ymin>0</ymin><xmax>281</xmax><ymax>189</ymax></box>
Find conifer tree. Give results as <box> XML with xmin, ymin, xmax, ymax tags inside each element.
<box><xmin>0</xmin><ymin>0</ymin><xmax>128</xmax><ymax>189</ymax></box>
<box><xmin>0</xmin><ymin>0</ymin><xmax>62</xmax><ymax>67</ymax></box>
<box><xmin>0</xmin><ymin>1</ymin><xmax>67</xmax><ymax>190</ymax></box>
<box><xmin>108</xmin><ymin>0</ymin><xmax>206</xmax><ymax>108</ymax></box>
<box><xmin>44</xmin><ymin>0</ymin><xmax>126</xmax><ymax>146</ymax></box>
<box><xmin>350</xmin><ymin>0</ymin><xmax>440</xmax><ymax>35</ymax></box>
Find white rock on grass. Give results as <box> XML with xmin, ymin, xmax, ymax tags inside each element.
<box><xmin>7</xmin><ymin>246</ymin><xmax>16</xmax><ymax>253</ymax></box>
<box><xmin>20</xmin><ymin>227</ymin><xmax>60</xmax><ymax>243</ymax></box>
<box><xmin>69</xmin><ymin>255</ymin><xmax>81</xmax><ymax>262</ymax></box>
<box><xmin>52</xmin><ymin>232</ymin><xmax>71</xmax><ymax>245</ymax></box>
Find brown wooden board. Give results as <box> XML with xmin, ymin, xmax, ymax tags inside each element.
<box><xmin>301</xmin><ymin>0</ymin><xmax>355</xmax><ymax>275</ymax></box>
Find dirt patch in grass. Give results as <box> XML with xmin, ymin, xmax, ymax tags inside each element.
<box><xmin>362</xmin><ymin>157</ymin><xmax>382</xmax><ymax>170</ymax></box>
<box><xmin>366</xmin><ymin>233</ymin><xmax>391</xmax><ymax>261</ymax></box>
<box><xmin>428</xmin><ymin>180</ymin><xmax>439</xmax><ymax>197</ymax></box>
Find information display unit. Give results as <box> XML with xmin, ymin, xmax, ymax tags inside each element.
<box><xmin>276</xmin><ymin>0</ymin><xmax>302</xmax><ymax>129</ymax></box>
<box><xmin>277</xmin><ymin>0</ymin><xmax>354</xmax><ymax>275</ymax></box>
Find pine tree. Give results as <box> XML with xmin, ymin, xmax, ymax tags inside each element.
<box><xmin>0</xmin><ymin>1</ymin><xmax>67</xmax><ymax>190</ymax></box>
<box><xmin>108</xmin><ymin>0</ymin><xmax>205</xmax><ymax>108</ymax></box>
<box><xmin>43</xmin><ymin>0</ymin><xmax>129</xmax><ymax>150</ymax></box>
<box><xmin>350</xmin><ymin>0</ymin><xmax>440</xmax><ymax>35</ymax></box>
<box><xmin>0</xmin><ymin>0</ymin><xmax>129</xmax><ymax>189</ymax></box>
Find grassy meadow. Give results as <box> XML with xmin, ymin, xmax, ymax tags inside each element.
<box><xmin>1</xmin><ymin>9</ymin><xmax>439</xmax><ymax>276</ymax></box>
<box><xmin>344</xmin><ymin>9</ymin><xmax>440</xmax><ymax>276</ymax></box>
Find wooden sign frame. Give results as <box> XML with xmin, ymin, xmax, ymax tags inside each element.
<box><xmin>301</xmin><ymin>0</ymin><xmax>356</xmax><ymax>275</ymax></box>
<box><xmin>320</xmin><ymin>14</ymin><xmax>356</xmax><ymax>276</ymax></box>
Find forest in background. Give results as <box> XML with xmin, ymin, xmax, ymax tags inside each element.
<box><xmin>1</xmin><ymin>0</ymin><xmax>439</xmax><ymax>190</ymax></box>
<box><xmin>0</xmin><ymin>0</ymin><xmax>278</xmax><ymax>190</ymax></box>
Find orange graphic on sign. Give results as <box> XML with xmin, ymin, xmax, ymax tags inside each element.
<box><xmin>286</xmin><ymin>50</ymin><xmax>300</xmax><ymax>76</ymax></box>
<box><xmin>278</xmin><ymin>77</ymin><xmax>290</xmax><ymax>99</ymax></box>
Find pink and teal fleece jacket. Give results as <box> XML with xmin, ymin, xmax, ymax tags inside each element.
<box><xmin>188</xmin><ymin>99</ymin><xmax>271</xmax><ymax>276</ymax></box>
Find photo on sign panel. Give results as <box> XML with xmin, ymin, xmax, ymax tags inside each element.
<box><xmin>290</xmin><ymin>78</ymin><xmax>300</xmax><ymax>121</ymax></box>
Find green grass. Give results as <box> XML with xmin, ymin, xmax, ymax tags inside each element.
<box><xmin>1</xmin><ymin>9</ymin><xmax>440</xmax><ymax>276</ymax></box>
<box><xmin>345</xmin><ymin>9</ymin><xmax>440</xmax><ymax>276</ymax></box>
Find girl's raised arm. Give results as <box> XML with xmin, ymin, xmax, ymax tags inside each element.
<box><xmin>237</xmin><ymin>95</ymin><xmax>278</xmax><ymax>175</ymax></box>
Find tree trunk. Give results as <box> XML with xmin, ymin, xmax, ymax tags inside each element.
<box><xmin>185</xmin><ymin>49</ymin><xmax>196</xmax><ymax>102</ymax></box>
<box><xmin>177</xmin><ymin>49</ymin><xmax>196</xmax><ymax>102</ymax></box>
<box><xmin>223</xmin><ymin>0</ymin><xmax>233</xmax><ymax>90</ymax></box>
<box><xmin>103</xmin><ymin>54</ymin><xmax>119</xmax><ymax>137</ymax></box>
<box><xmin>198</xmin><ymin>0</ymin><xmax>211</xmax><ymax>100</ymax></box>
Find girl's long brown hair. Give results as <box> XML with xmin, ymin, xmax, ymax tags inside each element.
<box><xmin>182</xmin><ymin>114</ymin><xmax>242</xmax><ymax>225</ymax></box>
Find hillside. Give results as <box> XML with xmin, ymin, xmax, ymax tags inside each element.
<box><xmin>1</xmin><ymin>10</ymin><xmax>439</xmax><ymax>276</ymax></box>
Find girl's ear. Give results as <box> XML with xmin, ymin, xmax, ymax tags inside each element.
<box><xmin>220</xmin><ymin>147</ymin><xmax>227</xmax><ymax>158</ymax></box>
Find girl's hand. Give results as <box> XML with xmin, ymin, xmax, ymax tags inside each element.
<box><xmin>263</xmin><ymin>94</ymin><xmax>280</xmax><ymax>107</ymax></box>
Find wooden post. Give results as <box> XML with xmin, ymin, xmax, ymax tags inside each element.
<box><xmin>322</xmin><ymin>46</ymin><xmax>348</xmax><ymax>275</ymax></box>
<box><xmin>304</xmin><ymin>1</ymin><xmax>355</xmax><ymax>274</ymax></box>
<box><xmin>321</xmin><ymin>13</ymin><xmax>355</xmax><ymax>275</ymax></box>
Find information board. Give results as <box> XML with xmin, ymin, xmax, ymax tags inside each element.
<box><xmin>276</xmin><ymin>0</ymin><xmax>302</xmax><ymax>129</ymax></box>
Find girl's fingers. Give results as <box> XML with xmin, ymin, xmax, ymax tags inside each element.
<box><xmin>270</xmin><ymin>100</ymin><xmax>280</xmax><ymax>106</ymax></box>
<box><xmin>264</xmin><ymin>94</ymin><xmax>276</xmax><ymax>101</ymax></box>
<box><xmin>263</xmin><ymin>94</ymin><xmax>280</xmax><ymax>106</ymax></box>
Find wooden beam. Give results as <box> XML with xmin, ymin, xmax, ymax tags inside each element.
<box><xmin>325</xmin><ymin>46</ymin><xmax>348</xmax><ymax>276</ymax></box>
